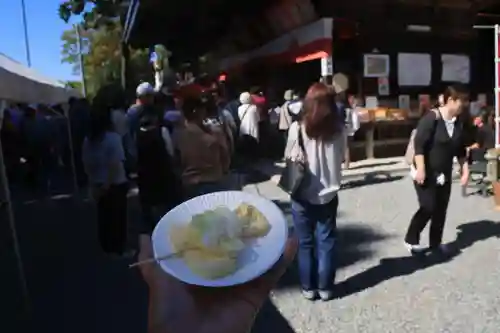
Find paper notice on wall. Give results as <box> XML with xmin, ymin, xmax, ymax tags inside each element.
<box><xmin>398</xmin><ymin>95</ymin><xmax>410</xmax><ymax>110</ymax></box>
<box><xmin>397</xmin><ymin>53</ymin><xmax>432</xmax><ymax>86</ymax></box>
<box><xmin>377</xmin><ymin>77</ymin><xmax>389</xmax><ymax>96</ymax></box>
<box><xmin>441</xmin><ymin>54</ymin><xmax>470</xmax><ymax>83</ymax></box>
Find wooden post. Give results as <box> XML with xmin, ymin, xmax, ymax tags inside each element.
<box><xmin>365</xmin><ymin>121</ymin><xmax>375</xmax><ymax>159</ymax></box>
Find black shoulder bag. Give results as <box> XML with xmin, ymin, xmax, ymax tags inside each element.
<box><xmin>278</xmin><ymin>124</ymin><xmax>307</xmax><ymax>196</ymax></box>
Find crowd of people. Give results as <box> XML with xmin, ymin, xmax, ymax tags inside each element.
<box><xmin>0</xmin><ymin>99</ymin><xmax>90</xmax><ymax>198</ymax></box>
<box><xmin>0</xmin><ymin>78</ymin><xmax>497</xmax><ymax>331</ymax></box>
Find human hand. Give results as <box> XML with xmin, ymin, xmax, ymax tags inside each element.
<box><xmin>415</xmin><ymin>168</ymin><xmax>426</xmax><ymax>185</ymax></box>
<box><xmin>460</xmin><ymin>166</ymin><xmax>470</xmax><ymax>186</ymax></box>
<box><xmin>138</xmin><ymin>234</ymin><xmax>297</xmax><ymax>333</ymax></box>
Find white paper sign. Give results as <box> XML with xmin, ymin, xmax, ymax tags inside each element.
<box><xmin>365</xmin><ymin>96</ymin><xmax>379</xmax><ymax>109</ymax></box>
<box><xmin>321</xmin><ymin>56</ymin><xmax>333</xmax><ymax>76</ymax></box>
<box><xmin>398</xmin><ymin>53</ymin><xmax>431</xmax><ymax>86</ymax></box>
<box><xmin>398</xmin><ymin>95</ymin><xmax>410</xmax><ymax>110</ymax></box>
<box><xmin>441</xmin><ymin>54</ymin><xmax>470</xmax><ymax>83</ymax></box>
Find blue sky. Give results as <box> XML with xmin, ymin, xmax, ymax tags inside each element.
<box><xmin>0</xmin><ymin>0</ymin><xmax>76</xmax><ymax>81</ymax></box>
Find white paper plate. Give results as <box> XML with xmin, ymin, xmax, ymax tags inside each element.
<box><xmin>151</xmin><ymin>191</ymin><xmax>288</xmax><ymax>287</ymax></box>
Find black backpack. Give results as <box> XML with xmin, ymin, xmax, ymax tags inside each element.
<box><xmin>136</xmin><ymin>123</ymin><xmax>181</xmax><ymax>205</ymax></box>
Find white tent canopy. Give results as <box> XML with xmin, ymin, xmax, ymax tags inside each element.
<box><xmin>0</xmin><ymin>53</ymin><xmax>80</xmax><ymax>105</ymax></box>
<box><xmin>0</xmin><ymin>54</ymin><xmax>82</xmax><ymax>313</ymax></box>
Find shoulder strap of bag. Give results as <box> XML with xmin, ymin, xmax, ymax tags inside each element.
<box><xmin>297</xmin><ymin>122</ymin><xmax>306</xmax><ymax>155</ymax></box>
<box><xmin>240</xmin><ymin>106</ymin><xmax>251</xmax><ymax>123</ymax></box>
<box><xmin>422</xmin><ymin>108</ymin><xmax>442</xmax><ymax>151</ymax></box>
<box><xmin>282</xmin><ymin>101</ymin><xmax>291</xmax><ymax>124</ymax></box>
<box><xmin>430</xmin><ymin>108</ymin><xmax>441</xmax><ymax>135</ymax></box>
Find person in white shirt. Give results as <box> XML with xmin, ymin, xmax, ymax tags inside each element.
<box><xmin>237</xmin><ymin>92</ymin><xmax>260</xmax><ymax>158</ymax></box>
<box><xmin>284</xmin><ymin>82</ymin><xmax>346</xmax><ymax>301</ymax></box>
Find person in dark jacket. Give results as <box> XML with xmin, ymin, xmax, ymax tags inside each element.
<box><xmin>405</xmin><ymin>85</ymin><xmax>469</xmax><ymax>255</ymax></box>
<box><xmin>136</xmin><ymin>104</ymin><xmax>183</xmax><ymax>234</ymax></box>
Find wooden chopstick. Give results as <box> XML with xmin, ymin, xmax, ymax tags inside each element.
<box><xmin>129</xmin><ymin>247</ymin><xmax>199</xmax><ymax>268</ymax></box>
<box><xmin>129</xmin><ymin>251</ymin><xmax>184</xmax><ymax>268</ymax></box>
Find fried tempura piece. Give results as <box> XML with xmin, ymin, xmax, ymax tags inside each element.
<box><xmin>234</xmin><ymin>203</ymin><xmax>271</xmax><ymax>238</ymax></box>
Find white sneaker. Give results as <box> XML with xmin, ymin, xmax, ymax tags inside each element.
<box><xmin>301</xmin><ymin>290</ymin><xmax>317</xmax><ymax>300</ymax></box>
<box><xmin>318</xmin><ymin>290</ymin><xmax>334</xmax><ymax>301</ymax></box>
<box><xmin>404</xmin><ymin>242</ymin><xmax>426</xmax><ymax>254</ymax></box>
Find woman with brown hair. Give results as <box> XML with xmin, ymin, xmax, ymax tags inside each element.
<box><xmin>173</xmin><ymin>96</ymin><xmax>230</xmax><ymax>199</ymax></box>
<box><xmin>405</xmin><ymin>85</ymin><xmax>469</xmax><ymax>255</ymax></box>
<box><xmin>285</xmin><ymin>82</ymin><xmax>346</xmax><ymax>301</ymax></box>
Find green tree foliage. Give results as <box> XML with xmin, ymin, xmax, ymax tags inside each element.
<box><xmin>64</xmin><ymin>80</ymin><xmax>83</xmax><ymax>91</ymax></box>
<box><xmin>61</xmin><ymin>24</ymin><xmax>152</xmax><ymax>98</ymax></box>
<box><xmin>59</xmin><ymin>0</ymin><xmax>126</xmax><ymax>29</ymax></box>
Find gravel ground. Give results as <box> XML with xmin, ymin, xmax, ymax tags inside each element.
<box><xmin>263</xmin><ymin>177</ymin><xmax>500</xmax><ymax>333</ymax></box>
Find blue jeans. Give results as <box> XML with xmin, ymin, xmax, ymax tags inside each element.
<box><xmin>291</xmin><ymin>195</ymin><xmax>338</xmax><ymax>292</ymax></box>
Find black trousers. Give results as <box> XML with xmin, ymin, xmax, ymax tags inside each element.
<box><xmin>96</xmin><ymin>183</ymin><xmax>129</xmax><ymax>254</ymax></box>
<box><xmin>140</xmin><ymin>203</ymin><xmax>171</xmax><ymax>235</ymax></box>
<box><xmin>405</xmin><ymin>180</ymin><xmax>452</xmax><ymax>247</ymax></box>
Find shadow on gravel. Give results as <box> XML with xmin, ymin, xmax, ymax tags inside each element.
<box><xmin>334</xmin><ymin>219</ymin><xmax>500</xmax><ymax>299</ymax></box>
<box><xmin>346</xmin><ymin>160</ymin><xmax>399</xmax><ymax>170</ymax></box>
<box><xmin>252</xmin><ymin>299</ymin><xmax>296</xmax><ymax>333</ymax></box>
<box><xmin>342</xmin><ymin>174</ymin><xmax>404</xmax><ymax>189</ymax></box>
<box><xmin>271</xmin><ymin>208</ymin><xmax>392</xmax><ymax>291</ymax></box>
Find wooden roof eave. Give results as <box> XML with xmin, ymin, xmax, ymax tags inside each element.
<box><xmin>123</xmin><ymin>0</ymin><xmax>273</xmax><ymax>55</ymax></box>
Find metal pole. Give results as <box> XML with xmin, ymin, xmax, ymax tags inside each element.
<box><xmin>63</xmin><ymin>106</ymin><xmax>79</xmax><ymax>195</ymax></box>
<box><xmin>20</xmin><ymin>0</ymin><xmax>31</xmax><ymax>67</ymax></box>
<box><xmin>495</xmin><ymin>24</ymin><xmax>499</xmax><ymax>147</ymax></box>
<box><xmin>75</xmin><ymin>24</ymin><xmax>87</xmax><ymax>98</ymax></box>
<box><xmin>0</xmin><ymin>102</ymin><xmax>31</xmax><ymax>315</ymax></box>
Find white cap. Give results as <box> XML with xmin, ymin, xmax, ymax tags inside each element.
<box><xmin>136</xmin><ymin>82</ymin><xmax>155</xmax><ymax>96</ymax></box>
<box><xmin>239</xmin><ymin>92</ymin><xmax>252</xmax><ymax>104</ymax></box>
